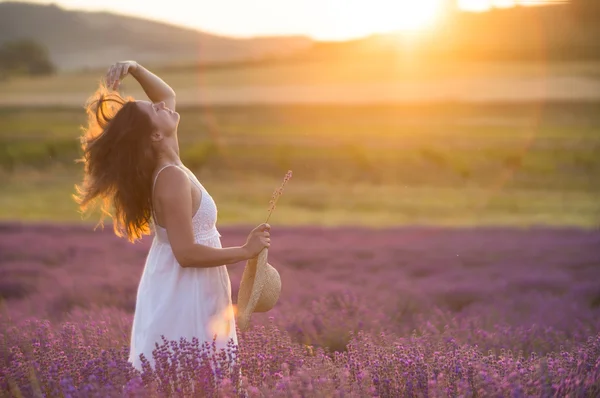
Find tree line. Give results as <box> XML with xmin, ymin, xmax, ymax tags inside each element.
<box><xmin>0</xmin><ymin>39</ymin><xmax>55</xmax><ymax>80</ymax></box>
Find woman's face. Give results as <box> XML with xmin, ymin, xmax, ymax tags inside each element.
<box><xmin>136</xmin><ymin>100</ymin><xmax>180</xmax><ymax>138</ymax></box>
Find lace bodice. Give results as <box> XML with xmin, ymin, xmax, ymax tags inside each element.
<box><xmin>152</xmin><ymin>164</ymin><xmax>221</xmax><ymax>245</ymax></box>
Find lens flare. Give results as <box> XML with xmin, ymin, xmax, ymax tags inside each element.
<box><xmin>208</xmin><ymin>304</ymin><xmax>237</xmax><ymax>338</ymax></box>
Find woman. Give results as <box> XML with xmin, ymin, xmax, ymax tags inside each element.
<box><xmin>74</xmin><ymin>60</ymin><xmax>271</xmax><ymax>373</ymax></box>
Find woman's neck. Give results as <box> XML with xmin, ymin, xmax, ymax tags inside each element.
<box><xmin>156</xmin><ymin>144</ymin><xmax>181</xmax><ymax>166</ymax></box>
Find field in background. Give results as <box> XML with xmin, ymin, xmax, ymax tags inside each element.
<box><xmin>1</xmin><ymin>100</ymin><xmax>599</xmax><ymax>227</ymax></box>
<box><xmin>0</xmin><ymin>59</ymin><xmax>598</xmax><ymax>227</ymax></box>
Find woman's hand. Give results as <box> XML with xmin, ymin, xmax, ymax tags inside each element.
<box><xmin>243</xmin><ymin>223</ymin><xmax>271</xmax><ymax>259</ymax></box>
<box><xmin>105</xmin><ymin>60</ymin><xmax>138</xmax><ymax>91</ymax></box>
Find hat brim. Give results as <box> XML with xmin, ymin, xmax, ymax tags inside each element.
<box><xmin>236</xmin><ymin>248</ymin><xmax>281</xmax><ymax>331</ymax></box>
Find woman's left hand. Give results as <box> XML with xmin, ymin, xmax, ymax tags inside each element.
<box><xmin>105</xmin><ymin>60</ymin><xmax>138</xmax><ymax>91</ymax></box>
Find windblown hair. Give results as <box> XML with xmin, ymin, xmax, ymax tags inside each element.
<box><xmin>74</xmin><ymin>84</ymin><xmax>157</xmax><ymax>242</ymax></box>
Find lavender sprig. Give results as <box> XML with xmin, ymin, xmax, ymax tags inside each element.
<box><xmin>266</xmin><ymin>170</ymin><xmax>292</xmax><ymax>223</ymax></box>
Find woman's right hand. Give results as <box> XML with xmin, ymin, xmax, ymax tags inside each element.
<box><xmin>105</xmin><ymin>60</ymin><xmax>138</xmax><ymax>91</ymax></box>
<box><xmin>243</xmin><ymin>223</ymin><xmax>271</xmax><ymax>258</ymax></box>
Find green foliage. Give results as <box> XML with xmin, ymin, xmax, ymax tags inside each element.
<box><xmin>0</xmin><ymin>138</ymin><xmax>79</xmax><ymax>171</ymax></box>
<box><xmin>0</xmin><ymin>105</ymin><xmax>599</xmax><ymax>191</ymax></box>
<box><xmin>180</xmin><ymin>140</ymin><xmax>220</xmax><ymax>171</ymax></box>
<box><xmin>0</xmin><ymin>103</ymin><xmax>599</xmax><ymax>227</ymax></box>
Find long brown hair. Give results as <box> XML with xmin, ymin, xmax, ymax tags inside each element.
<box><xmin>74</xmin><ymin>84</ymin><xmax>157</xmax><ymax>242</ymax></box>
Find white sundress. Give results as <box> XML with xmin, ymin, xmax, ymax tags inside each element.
<box><xmin>128</xmin><ymin>164</ymin><xmax>238</xmax><ymax>374</ymax></box>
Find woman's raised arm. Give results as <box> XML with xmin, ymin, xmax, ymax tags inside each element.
<box><xmin>105</xmin><ymin>61</ymin><xmax>176</xmax><ymax>111</ymax></box>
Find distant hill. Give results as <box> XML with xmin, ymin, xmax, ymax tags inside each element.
<box><xmin>0</xmin><ymin>1</ymin><xmax>314</xmax><ymax>71</ymax></box>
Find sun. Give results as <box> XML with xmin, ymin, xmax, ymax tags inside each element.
<box><xmin>375</xmin><ymin>0</ymin><xmax>443</xmax><ymax>31</ymax></box>
<box><xmin>323</xmin><ymin>0</ymin><xmax>443</xmax><ymax>40</ymax></box>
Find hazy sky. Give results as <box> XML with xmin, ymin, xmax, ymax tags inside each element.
<box><xmin>8</xmin><ymin>0</ymin><xmax>550</xmax><ymax>40</ymax></box>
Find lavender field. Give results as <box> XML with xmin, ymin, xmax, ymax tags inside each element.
<box><xmin>1</xmin><ymin>222</ymin><xmax>600</xmax><ymax>396</ymax></box>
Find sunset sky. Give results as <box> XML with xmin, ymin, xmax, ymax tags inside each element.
<box><xmin>9</xmin><ymin>0</ymin><xmax>560</xmax><ymax>40</ymax></box>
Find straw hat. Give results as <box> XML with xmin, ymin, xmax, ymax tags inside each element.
<box><xmin>236</xmin><ymin>247</ymin><xmax>281</xmax><ymax>332</ymax></box>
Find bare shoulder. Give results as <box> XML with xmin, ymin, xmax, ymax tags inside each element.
<box><xmin>154</xmin><ymin>165</ymin><xmax>189</xmax><ymax>203</ymax></box>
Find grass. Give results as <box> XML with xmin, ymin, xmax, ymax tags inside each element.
<box><xmin>0</xmin><ymin>102</ymin><xmax>598</xmax><ymax>227</ymax></box>
<box><xmin>0</xmin><ymin>167</ymin><xmax>597</xmax><ymax>228</ymax></box>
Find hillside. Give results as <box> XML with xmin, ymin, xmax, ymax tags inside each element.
<box><xmin>0</xmin><ymin>1</ymin><xmax>313</xmax><ymax>70</ymax></box>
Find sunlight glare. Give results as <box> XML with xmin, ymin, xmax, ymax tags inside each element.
<box><xmin>458</xmin><ymin>0</ymin><xmax>493</xmax><ymax>12</ymax></box>
<box><xmin>23</xmin><ymin>0</ymin><xmax>548</xmax><ymax>41</ymax></box>
<box><xmin>375</xmin><ymin>0</ymin><xmax>442</xmax><ymax>31</ymax></box>
<box><xmin>208</xmin><ymin>304</ymin><xmax>236</xmax><ymax>338</ymax></box>
<box><xmin>493</xmin><ymin>0</ymin><xmax>516</xmax><ymax>7</ymax></box>
<box><xmin>325</xmin><ymin>0</ymin><xmax>443</xmax><ymax>39</ymax></box>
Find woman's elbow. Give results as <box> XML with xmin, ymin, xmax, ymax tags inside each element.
<box><xmin>172</xmin><ymin>246</ymin><xmax>192</xmax><ymax>268</ymax></box>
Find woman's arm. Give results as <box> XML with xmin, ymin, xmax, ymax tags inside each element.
<box><xmin>130</xmin><ymin>63</ymin><xmax>176</xmax><ymax>111</ymax></box>
<box><xmin>154</xmin><ymin>166</ymin><xmax>271</xmax><ymax>268</ymax></box>
<box><xmin>105</xmin><ymin>61</ymin><xmax>176</xmax><ymax>111</ymax></box>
